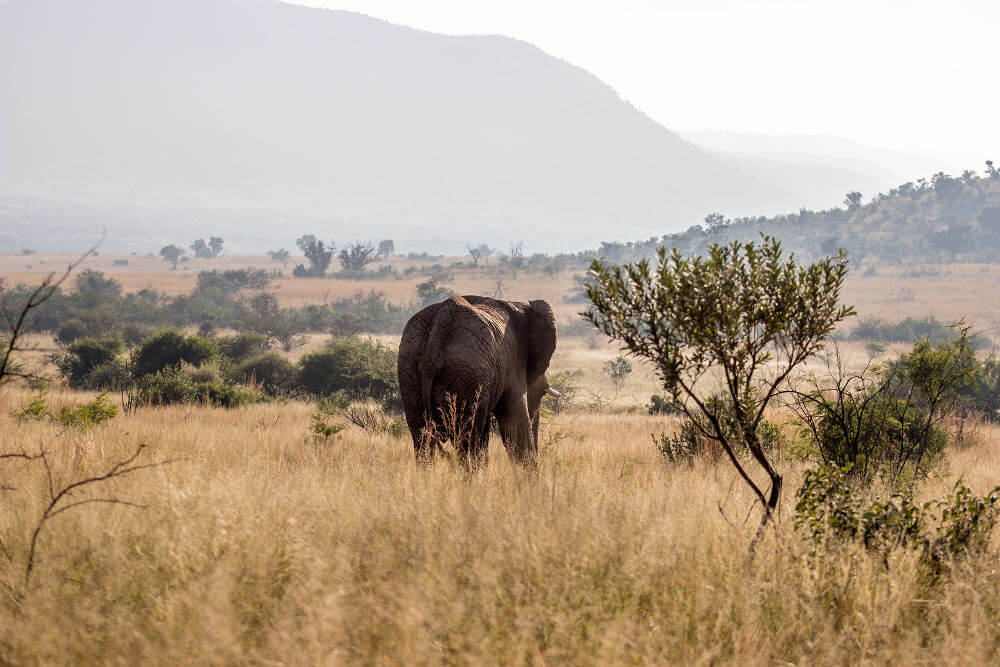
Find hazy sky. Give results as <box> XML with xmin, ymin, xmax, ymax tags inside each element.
<box><xmin>288</xmin><ymin>0</ymin><xmax>999</xmax><ymax>162</ymax></box>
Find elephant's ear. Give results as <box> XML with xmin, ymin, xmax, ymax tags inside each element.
<box><xmin>525</xmin><ymin>300</ymin><xmax>557</xmax><ymax>382</ymax></box>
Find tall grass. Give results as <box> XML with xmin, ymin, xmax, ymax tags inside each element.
<box><xmin>2</xmin><ymin>389</ymin><xmax>999</xmax><ymax>663</ymax></box>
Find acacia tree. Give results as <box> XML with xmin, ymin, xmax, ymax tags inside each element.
<box><xmin>586</xmin><ymin>237</ymin><xmax>854</xmax><ymax>544</ymax></box>
<box><xmin>191</xmin><ymin>239</ymin><xmax>213</xmax><ymax>259</ymax></box>
<box><xmin>295</xmin><ymin>234</ymin><xmax>334</xmax><ymax>277</ymax></box>
<box><xmin>267</xmin><ymin>248</ymin><xmax>291</xmax><ymax>267</ymax></box>
<box><xmin>208</xmin><ymin>236</ymin><xmax>224</xmax><ymax>258</ymax></box>
<box><xmin>338</xmin><ymin>241</ymin><xmax>378</xmax><ymax>273</ymax></box>
<box><xmin>159</xmin><ymin>245</ymin><xmax>185</xmax><ymax>270</ymax></box>
<box><xmin>466</xmin><ymin>243</ymin><xmax>494</xmax><ymax>268</ymax></box>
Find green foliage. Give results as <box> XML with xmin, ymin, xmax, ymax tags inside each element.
<box><xmin>805</xmin><ymin>389</ymin><xmax>947</xmax><ymax>485</ymax></box>
<box><xmin>794</xmin><ymin>465</ymin><xmax>1000</xmax><ymax>576</ymax></box>
<box><xmin>310</xmin><ymin>411</ymin><xmax>347</xmax><ymax>442</ymax></box>
<box><xmin>294</xmin><ymin>234</ymin><xmax>334</xmax><ymax>277</ymax></box>
<box><xmin>850</xmin><ymin>315</ymin><xmax>967</xmax><ymax>345</ymax></box>
<box><xmin>602</xmin><ymin>356</ymin><xmax>632</xmax><ymax>388</ymax></box>
<box><xmin>137</xmin><ymin>367</ymin><xmax>263</xmax><ymax>408</ymax></box>
<box><xmin>235</xmin><ymin>352</ymin><xmax>297</xmax><ymax>396</ymax></box>
<box><xmin>217</xmin><ymin>332</ymin><xmax>271</xmax><ymax>364</ymax></box>
<box><xmin>793</xmin><ymin>328</ymin><xmax>980</xmax><ymax>486</ymax></box>
<box><xmin>545</xmin><ymin>369</ymin><xmax>584</xmax><ymax>414</ymax></box>
<box><xmin>415</xmin><ymin>277</ymin><xmax>456</xmax><ymax>308</ymax></box>
<box><xmin>134</xmin><ymin>329</ymin><xmax>218</xmax><ymax>378</ymax></box>
<box><xmin>239</xmin><ymin>293</ymin><xmax>309</xmax><ymax>352</ymax></box>
<box><xmin>159</xmin><ymin>244</ymin><xmax>185</xmax><ymax>269</ymax></box>
<box><xmin>11</xmin><ymin>391</ymin><xmax>117</xmax><ymax>428</ymax></box>
<box><xmin>338</xmin><ymin>241</ymin><xmax>378</xmax><ymax>273</ymax></box>
<box><xmin>53</xmin><ymin>393</ymin><xmax>118</xmax><ymax>428</ymax></box>
<box><xmin>296</xmin><ymin>336</ymin><xmax>399</xmax><ymax>407</ymax></box>
<box><xmin>647</xmin><ymin>394</ymin><xmax>679</xmax><ymax>415</ymax></box>
<box><xmin>587</xmin><ymin>237</ymin><xmax>853</xmax><ymax>520</ymax></box>
<box><xmin>55</xmin><ymin>336</ymin><xmax>124</xmax><ymax>388</ymax></box>
<box><xmin>11</xmin><ymin>391</ymin><xmax>52</xmax><ymax>423</ymax></box>
<box><xmin>653</xmin><ymin>394</ymin><xmax>782</xmax><ymax>465</ymax></box>
<box><xmin>82</xmin><ymin>360</ymin><xmax>130</xmax><ymax>391</ymax></box>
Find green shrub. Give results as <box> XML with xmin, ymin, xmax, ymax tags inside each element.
<box><xmin>235</xmin><ymin>352</ymin><xmax>296</xmax><ymax>396</ymax></box>
<box><xmin>795</xmin><ymin>327</ymin><xmax>979</xmax><ymax>486</ymax></box>
<box><xmin>808</xmin><ymin>389</ymin><xmax>947</xmax><ymax>484</ymax></box>
<box><xmin>794</xmin><ymin>464</ymin><xmax>1000</xmax><ymax>577</ymax></box>
<box><xmin>297</xmin><ymin>336</ymin><xmax>399</xmax><ymax>406</ymax></box>
<box><xmin>55</xmin><ymin>336</ymin><xmax>124</xmax><ymax>388</ymax></box>
<box><xmin>415</xmin><ymin>277</ymin><xmax>456</xmax><ymax>308</ymax></box>
<box><xmin>545</xmin><ymin>369</ymin><xmax>583</xmax><ymax>414</ymax></box>
<box><xmin>10</xmin><ymin>391</ymin><xmax>117</xmax><ymax>428</ymax></box>
<box><xmin>134</xmin><ymin>329</ymin><xmax>218</xmax><ymax>377</ymax></box>
<box><xmin>54</xmin><ymin>393</ymin><xmax>118</xmax><ymax>428</ymax></box>
<box><xmin>218</xmin><ymin>332</ymin><xmax>271</xmax><ymax>364</ymax></box>
<box><xmin>329</xmin><ymin>314</ymin><xmax>364</xmax><ymax>337</ymax></box>
<box><xmin>653</xmin><ymin>394</ymin><xmax>782</xmax><ymax>464</ymax></box>
<box><xmin>55</xmin><ymin>318</ymin><xmax>89</xmax><ymax>345</ymax></box>
<box><xmin>137</xmin><ymin>367</ymin><xmax>262</xmax><ymax>407</ymax></box>
<box><xmin>648</xmin><ymin>394</ymin><xmax>679</xmax><ymax>415</ymax></box>
<box><xmin>122</xmin><ymin>323</ymin><xmax>151</xmax><ymax>348</ymax></box>
<box><xmin>83</xmin><ymin>360</ymin><xmax>130</xmax><ymax>391</ymax></box>
<box><xmin>602</xmin><ymin>356</ymin><xmax>632</xmax><ymax>389</ymax></box>
<box><xmin>11</xmin><ymin>392</ymin><xmax>51</xmax><ymax>423</ymax></box>
<box><xmin>849</xmin><ymin>315</ymin><xmax>986</xmax><ymax>348</ymax></box>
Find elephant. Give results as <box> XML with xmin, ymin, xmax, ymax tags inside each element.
<box><xmin>397</xmin><ymin>295</ymin><xmax>560</xmax><ymax>465</ymax></box>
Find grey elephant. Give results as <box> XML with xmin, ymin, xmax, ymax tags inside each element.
<box><xmin>397</xmin><ymin>295</ymin><xmax>560</xmax><ymax>465</ymax></box>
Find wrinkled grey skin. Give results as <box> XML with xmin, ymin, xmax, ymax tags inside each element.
<box><xmin>398</xmin><ymin>295</ymin><xmax>558</xmax><ymax>465</ymax></box>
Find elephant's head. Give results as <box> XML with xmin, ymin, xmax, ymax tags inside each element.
<box><xmin>522</xmin><ymin>300</ymin><xmax>559</xmax><ymax>460</ymax></box>
<box><xmin>524</xmin><ymin>300</ymin><xmax>557</xmax><ymax>386</ymax></box>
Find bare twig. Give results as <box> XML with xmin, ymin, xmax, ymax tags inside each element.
<box><xmin>0</xmin><ymin>233</ymin><xmax>104</xmax><ymax>388</ymax></box>
<box><xmin>23</xmin><ymin>442</ymin><xmax>176</xmax><ymax>586</ymax></box>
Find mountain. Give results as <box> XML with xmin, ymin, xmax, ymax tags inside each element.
<box><xmin>0</xmin><ymin>0</ymin><xmax>807</xmax><ymax>253</ymax></box>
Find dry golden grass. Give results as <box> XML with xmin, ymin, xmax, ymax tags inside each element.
<box><xmin>3</xmin><ymin>256</ymin><xmax>1000</xmax><ymax>662</ymax></box>
<box><xmin>2</xmin><ymin>385</ymin><xmax>1000</xmax><ymax>664</ymax></box>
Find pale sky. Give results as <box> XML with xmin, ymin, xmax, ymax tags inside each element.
<box><xmin>288</xmin><ymin>0</ymin><xmax>1000</xmax><ymax>163</ymax></box>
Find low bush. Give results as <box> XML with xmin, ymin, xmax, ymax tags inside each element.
<box><xmin>217</xmin><ymin>332</ymin><xmax>271</xmax><ymax>364</ymax></box>
<box><xmin>648</xmin><ymin>394</ymin><xmax>679</xmax><ymax>415</ymax></box>
<box><xmin>53</xmin><ymin>393</ymin><xmax>118</xmax><ymax>428</ymax></box>
<box><xmin>793</xmin><ymin>328</ymin><xmax>982</xmax><ymax>486</ymax></box>
<box><xmin>297</xmin><ymin>336</ymin><xmax>399</xmax><ymax>406</ymax></box>
<box><xmin>653</xmin><ymin>394</ymin><xmax>782</xmax><ymax>464</ymax></box>
<box><xmin>134</xmin><ymin>329</ymin><xmax>218</xmax><ymax>377</ymax></box>
<box><xmin>794</xmin><ymin>464</ymin><xmax>1000</xmax><ymax>578</ymax></box>
<box><xmin>234</xmin><ymin>352</ymin><xmax>297</xmax><ymax>396</ymax></box>
<box><xmin>137</xmin><ymin>367</ymin><xmax>263</xmax><ymax>407</ymax></box>
<box><xmin>849</xmin><ymin>315</ymin><xmax>980</xmax><ymax>345</ymax></box>
<box><xmin>55</xmin><ymin>336</ymin><xmax>124</xmax><ymax>388</ymax></box>
<box><xmin>10</xmin><ymin>391</ymin><xmax>117</xmax><ymax>428</ymax></box>
<box><xmin>545</xmin><ymin>370</ymin><xmax>584</xmax><ymax>414</ymax></box>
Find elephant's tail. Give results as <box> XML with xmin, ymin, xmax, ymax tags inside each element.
<box><xmin>420</xmin><ymin>307</ymin><xmax>454</xmax><ymax>421</ymax></box>
<box><xmin>420</xmin><ymin>359</ymin><xmax>443</xmax><ymax>423</ymax></box>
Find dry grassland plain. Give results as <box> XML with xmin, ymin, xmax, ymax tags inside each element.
<box><xmin>2</xmin><ymin>253</ymin><xmax>1000</xmax><ymax>663</ymax></box>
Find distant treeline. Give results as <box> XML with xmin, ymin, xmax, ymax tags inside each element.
<box><xmin>572</xmin><ymin>164</ymin><xmax>1000</xmax><ymax>266</ymax></box>
<box><xmin>0</xmin><ymin>268</ymin><xmax>415</xmax><ymax>345</ymax></box>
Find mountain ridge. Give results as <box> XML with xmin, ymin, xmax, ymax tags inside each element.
<box><xmin>1</xmin><ymin>0</ymin><xmax>805</xmax><ymax>252</ymax></box>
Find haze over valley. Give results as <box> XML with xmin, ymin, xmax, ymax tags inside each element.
<box><xmin>2</xmin><ymin>0</ymin><xmax>984</xmax><ymax>254</ymax></box>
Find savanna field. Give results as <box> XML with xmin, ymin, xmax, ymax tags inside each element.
<box><xmin>3</xmin><ymin>252</ymin><xmax>1000</xmax><ymax>664</ymax></box>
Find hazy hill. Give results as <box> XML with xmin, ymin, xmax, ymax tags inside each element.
<box><xmin>591</xmin><ymin>169</ymin><xmax>1000</xmax><ymax>265</ymax></box>
<box><xmin>0</xmin><ymin>0</ymin><xmax>806</xmax><ymax>253</ymax></box>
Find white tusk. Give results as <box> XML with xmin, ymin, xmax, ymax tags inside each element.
<box><xmin>545</xmin><ymin>387</ymin><xmax>561</xmax><ymax>397</ymax></box>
